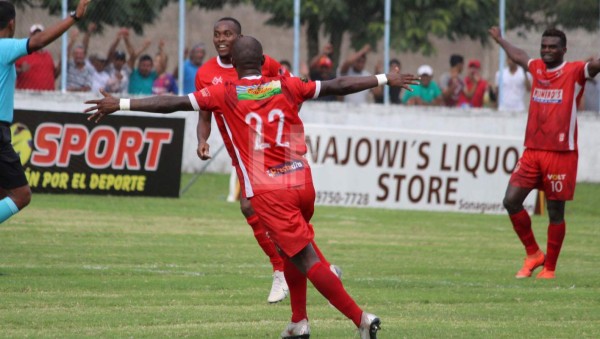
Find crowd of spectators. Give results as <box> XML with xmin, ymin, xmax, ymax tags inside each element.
<box><xmin>13</xmin><ymin>24</ymin><xmax>600</xmax><ymax>111</ymax></box>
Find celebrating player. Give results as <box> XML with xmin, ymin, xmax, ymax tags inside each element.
<box><xmin>0</xmin><ymin>0</ymin><xmax>92</xmax><ymax>224</ymax></box>
<box><xmin>195</xmin><ymin>17</ymin><xmax>341</xmax><ymax>304</ymax></box>
<box><xmin>85</xmin><ymin>35</ymin><xmax>418</xmax><ymax>339</ymax></box>
<box><xmin>489</xmin><ymin>26</ymin><xmax>600</xmax><ymax>279</ymax></box>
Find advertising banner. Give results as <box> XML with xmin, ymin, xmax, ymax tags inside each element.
<box><xmin>305</xmin><ymin>124</ymin><xmax>536</xmax><ymax>214</ymax></box>
<box><xmin>12</xmin><ymin>110</ymin><xmax>184</xmax><ymax>197</ymax></box>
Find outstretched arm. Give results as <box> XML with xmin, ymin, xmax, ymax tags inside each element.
<box><xmin>588</xmin><ymin>58</ymin><xmax>600</xmax><ymax>78</ymax></box>
<box><xmin>28</xmin><ymin>0</ymin><xmax>91</xmax><ymax>53</ymax></box>
<box><xmin>320</xmin><ymin>72</ymin><xmax>419</xmax><ymax>97</ymax></box>
<box><xmin>85</xmin><ymin>89</ymin><xmax>193</xmax><ymax>122</ymax></box>
<box><xmin>339</xmin><ymin>44</ymin><xmax>371</xmax><ymax>75</ymax></box>
<box><xmin>489</xmin><ymin>27</ymin><xmax>530</xmax><ymax>69</ymax></box>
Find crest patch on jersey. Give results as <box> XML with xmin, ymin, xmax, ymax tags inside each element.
<box><xmin>237</xmin><ymin>80</ymin><xmax>282</xmax><ymax>100</ymax></box>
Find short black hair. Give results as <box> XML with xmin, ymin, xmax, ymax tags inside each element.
<box><xmin>217</xmin><ymin>17</ymin><xmax>242</xmax><ymax>34</ymax></box>
<box><xmin>542</xmin><ymin>28</ymin><xmax>567</xmax><ymax>47</ymax></box>
<box><xmin>450</xmin><ymin>54</ymin><xmax>464</xmax><ymax>67</ymax></box>
<box><xmin>139</xmin><ymin>54</ymin><xmax>153</xmax><ymax>63</ymax></box>
<box><xmin>0</xmin><ymin>1</ymin><xmax>16</xmax><ymax>30</ymax></box>
<box><xmin>390</xmin><ymin>58</ymin><xmax>401</xmax><ymax>68</ymax></box>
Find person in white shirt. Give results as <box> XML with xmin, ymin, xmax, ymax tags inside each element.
<box><xmin>495</xmin><ymin>57</ymin><xmax>532</xmax><ymax>112</ymax></box>
<box><xmin>338</xmin><ymin>44</ymin><xmax>372</xmax><ymax>104</ymax></box>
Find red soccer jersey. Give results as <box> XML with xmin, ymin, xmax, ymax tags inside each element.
<box><xmin>194</xmin><ymin>55</ymin><xmax>289</xmax><ymax>167</ymax></box>
<box><xmin>526</xmin><ymin>59</ymin><xmax>589</xmax><ymax>151</ymax></box>
<box><xmin>189</xmin><ymin>75</ymin><xmax>320</xmax><ymax>198</ymax></box>
<box><xmin>15</xmin><ymin>50</ymin><xmax>56</xmax><ymax>90</ymax></box>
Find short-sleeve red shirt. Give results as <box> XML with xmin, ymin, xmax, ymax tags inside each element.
<box><xmin>526</xmin><ymin>59</ymin><xmax>588</xmax><ymax>151</ymax></box>
<box><xmin>15</xmin><ymin>50</ymin><xmax>56</xmax><ymax>91</ymax></box>
<box><xmin>194</xmin><ymin>55</ymin><xmax>288</xmax><ymax>167</ymax></box>
<box><xmin>189</xmin><ymin>75</ymin><xmax>320</xmax><ymax>198</ymax></box>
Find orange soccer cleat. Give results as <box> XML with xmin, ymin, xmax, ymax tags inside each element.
<box><xmin>515</xmin><ymin>250</ymin><xmax>545</xmax><ymax>279</ymax></box>
<box><xmin>536</xmin><ymin>268</ymin><xmax>556</xmax><ymax>279</ymax></box>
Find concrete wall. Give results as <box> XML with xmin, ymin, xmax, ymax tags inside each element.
<box><xmin>14</xmin><ymin>91</ymin><xmax>600</xmax><ymax>182</ymax></box>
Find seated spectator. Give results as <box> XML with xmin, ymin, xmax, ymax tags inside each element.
<box><xmin>458</xmin><ymin>59</ymin><xmax>489</xmax><ymax>108</ymax></box>
<box><xmin>373</xmin><ymin>58</ymin><xmax>402</xmax><ymax>104</ymax></box>
<box><xmin>309</xmin><ymin>56</ymin><xmax>336</xmax><ymax>101</ymax></box>
<box><xmin>338</xmin><ymin>44</ymin><xmax>372</xmax><ymax>104</ymax></box>
<box><xmin>402</xmin><ymin>65</ymin><xmax>443</xmax><ymax>106</ymax></box>
<box><xmin>440</xmin><ymin>54</ymin><xmax>465</xmax><ymax>107</ymax></box>
<box><xmin>15</xmin><ymin>24</ymin><xmax>58</xmax><ymax>91</ymax></box>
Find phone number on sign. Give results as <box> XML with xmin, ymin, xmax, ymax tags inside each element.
<box><xmin>315</xmin><ymin>191</ymin><xmax>370</xmax><ymax>206</ymax></box>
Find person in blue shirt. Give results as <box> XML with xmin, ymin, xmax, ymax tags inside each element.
<box><xmin>0</xmin><ymin>0</ymin><xmax>91</xmax><ymax>223</ymax></box>
<box><xmin>176</xmin><ymin>43</ymin><xmax>205</xmax><ymax>94</ymax></box>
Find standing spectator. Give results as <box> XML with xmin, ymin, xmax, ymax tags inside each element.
<box><xmin>489</xmin><ymin>26</ymin><xmax>600</xmax><ymax>279</ymax></box>
<box><xmin>104</xmin><ymin>29</ymin><xmax>133</xmax><ymax>94</ymax></box>
<box><xmin>15</xmin><ymin>24</ymin><xmax>58</xmax><ymax>91</ymax></box>
<box><xmin>372</xmin><ymin>58</ymin><xmax>402</xmax><ymax>104</ymax></box>
<box><xmin>175</xmin><ymin>43</ymin><xmax>205</xmax><ymax>94</ymax></box>
<box><xmin>440</xmin><ymin>54</ymin><xmax>465</xmax><ymax>107</ymax></box>
<box><xmin>66</xmin><ymin>30</ymin><xmax>93</xmax><ymax>92</ymax></box>
<box><xmin>495</xmin><ymin>56</ymin><xmax>532</xmax><ymax>112</ymax></box>
<box><xmin>152</xmin><ymin>41</ymin><xmax>178</xmax><ymax>95</ymax></box>
<box><xmin>458</xmin><ymin>59</ymin><xmax>489</xmax><ymax>108</ymax></box>
<box><xmin>0</xmin><ymin>0</ymin><xmax>91</xmax><ymax>224</ymax></box>
<box><xmin>88</xmin><ymin>53</ymin><xmax>109</xmax><ymax>94</ymax></box>
<box><xmin>402</xmin><ymin>64</ymin><xmax>443</xmax><ymax>106</ymax></box>
<box><xmin>309</xmin><ymin>56</ymin><xmax>337</xmax><ymax>101</ymax></box>
<box><xmin>338</xmin><ymin>44</ymin><xmax>372</xmax><ymax>104</ymax></box>
<box><xmin>309</xmin><ymin>42</ymin><xmax>334</xmax><ymax>72</ymax></box>
<box><xmin>128</xmin><ymin>39</ymin><xmax>166</xmax><ymax>95</ymax></box>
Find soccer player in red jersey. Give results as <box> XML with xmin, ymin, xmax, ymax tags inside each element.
<box><xmin>489</xmin><ymin>26</ymin><xmax>600</xmax><ymax>279</ymax></box>
<box><xmin>194</xmin><ymin>17</ymin><xmax>295</xmax><ymax>303</ymax></box>
<box><xmin>85</xmin><ymin>35</ymin><xmax>419</xmax><ymax>339</ymax></box>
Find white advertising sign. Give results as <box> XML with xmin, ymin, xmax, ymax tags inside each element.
<box><xmin>305</xmin><ymin>124</ymin><xmax>537</xmax><ymax>214</ymax></box>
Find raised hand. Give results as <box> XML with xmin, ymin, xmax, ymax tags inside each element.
<box><xmin>488</xmin><ymin>26</ymin><xmax>502</xmax><ymax>43</ymax></box>
<box><xmin>84</xmin><ymin>89</ymin><xmax>120</xmax><ymax>123</ymax></box>
<box><xmin>75</xmin><ymin>0</ymin><xmax>92</xmax><ymax>19</ymax></box>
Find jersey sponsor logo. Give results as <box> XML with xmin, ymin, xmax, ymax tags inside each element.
<box><xmin>212</xmin><ymin>76</ymin><xmax>223</xmax><ymax>85</ymax></box>
<box><xmin>237</xmin><ymin>80</ymin><xmax>282</xmax><ymax>101</ymax></box>
<box><xmin>266</xmin><ymin>160</ymin><xmax>304</xmax><ymax>177</ymax></box>
<box><xmin>200</xmin><ymin>88</ymin><xmax>210</xmax><ymax>97</ymax></box>
<box><xmin>532</xmin><ymin>88</ymin><xmax>563</xmax><ymax>103</ymax></box>
<box><xmin>547</xmin><ymin>173</ymin><xmax>566</xmax><ymax>181</ymax></box>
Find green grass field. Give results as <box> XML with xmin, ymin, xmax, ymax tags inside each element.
<box><xmin>1</xmin><ymin>173</ymin><xmax>599</xmax><ymax>338</ymax></box>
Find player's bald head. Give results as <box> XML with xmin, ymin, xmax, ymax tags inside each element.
<box><xmin>231</xmin><ymin>36</ymin><xmax>264</xmax><ymax>72</ymax></box>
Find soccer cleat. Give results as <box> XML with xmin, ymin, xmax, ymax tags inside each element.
<box><xmin>330</xmin><ymin>264</ymin><xmax>343</xmax><ymax>280</ymax></box>
<box><xmin>358</xmin><ymin>312</ymin><xmax>381</xmax><ymax>339</ymax></box>
<box><xmin>536</xmin><ymin>268</ymin><xmax>556</xmax><ymax>279</ymax></box>
<box><xmin>280</xmin><ymin>319</ymin><xmax>310</xmax><ymax>339</ymax></box>
<box><xmin>515</xmin><ymin>251</ymin><xmax>545</xmax><ymax>279</ymax></box>
<box><xmin>268</xmin><ymin>270</ymin><xmax>289</xmax><ymax>303</ymax></box>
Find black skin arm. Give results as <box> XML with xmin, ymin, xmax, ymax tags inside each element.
<box><xmin>588</xmin><ymin>59</ymin><xmax>600</xmax><ymax>78</ymax></box>
<box><xmin>196</xmin><ymin>110</ymin><xmax>212</xmax><ymax>159</ymax></box>
<box><xmin>320</xmin><ymin>72</ymin><xmax>419</xmax><ymax>97</ymax></box>
<box><xmin>488</xmin><ymin>26</ymin><xmax>529</xmax><ymax>69</ymax></box>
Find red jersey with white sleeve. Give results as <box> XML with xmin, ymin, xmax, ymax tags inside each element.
<box><xmin>189</xmin><ymin>75</ymin><xmax>320</xmax><ymax>198</ymax></box>
<box><xmin>194</xmin><ymin>55</ymin><xmax>289</xmax><ymax>167</ymax></box>
<box><xmin>526</xmin><ymin>59</ymin><xmax>590</xmax><ymax>151</ymax></box>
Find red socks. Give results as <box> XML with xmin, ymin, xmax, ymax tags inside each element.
<box><xmin>306</xmin><ymin>262</ymin><xmax>363</xmax><ymax>327</ymax></box>
<box><xmin>509</xmin><ymin>210</ymin><xmax>540</xmax><ymax>255</ymax></box>
<box><xmin>545</xmin><ymin>222</ymin><xmax>566</xmax><ymax>271</ymax></box>
<box><xmin>284</xmin><ymin>257</ymin><xmax>308</xmax><ymax>322</ymax></box>
<box><xmin>247</xmin><ymin>215</ymin><xmax>284</xmax><ymax>271</ymax></box>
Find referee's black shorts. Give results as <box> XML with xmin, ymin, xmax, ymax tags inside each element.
<box><xmin>0</xmin><ymin>121</ymin><xmax>28</xmax><ymax>189</ymax></box>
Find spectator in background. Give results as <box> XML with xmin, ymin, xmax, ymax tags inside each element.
<box><xmin>373</xmin><ymin>58</ymin><xmax>402</xmax><ymax>104</ymax></box>
<box><xmin>440</xmin><ymin>54</ymin><xmax>465</xmax><ymax>107</ymax></box>
<box><xmin>104</xmin><ymin>29</ymin><xmax>135</xmax><ymax>94</ymax></box>
<box><xmin>279</xmin><ymin>59</ymin><xmax>291</xmax><ymax>74</ymax></box>
<box><xmin>338</xmin><ymin>44</ymin><xmax>372</xmax><ymax>104</ymax></box>
<box><xmin>174</xmin><ymin>43</ymin><xmax>205</xmax><ymax>94</ymax></box>
<box><xmin>309</xmin><ymin>42</ymin><xmax>334</xmax><ymax>72</ymax></box>
<box><xmin>15</xmin><ymin>24</ymin><xmax>59</xmax><ymax>91</ymax></box>
<box><xmin>495</xmin><ymin>56</ymin><xmax>532</xmax><ymax>112</ymax></box>
<box><xmin>309</xmin><ymin>56</ymin><xmax>337</xmax><ymax>101</ymax></box>
<box><xmin>458</xmin><ymin>59</ymin><xmax>489</xmax><ymax>108</ymax></box>
<box><xmin>66</xmin><ymin>30</ymin><xmax>93</xmax><ymax>92</ymax></box>
<box><xmin>88</xmin><ymin>53</ymin><xmax>109</xmax><ymax>94</ymax></box>
<box><xmin>152</xmin><ymin>41</ymin><xmax>178</xmax><ymax>95</ymax></box>
<box><xmin>582</xmin><ymin>57</ymin><xmax>600</xmax><ymax>112</ymax></box>
<box><xmin>402</xmin><ymin>64</ymin><xmax>443</xmax><ymax>106</ymax></box>
<box><xmin>128</xmin><ymin>40</ymin><xmax>166</xmax><ymax>95</ymax></box>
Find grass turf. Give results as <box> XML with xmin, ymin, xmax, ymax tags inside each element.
<box><xmin>1</xmin><ymin>173</ymin><xmax>599</xmax><ymax>338</ymax></box>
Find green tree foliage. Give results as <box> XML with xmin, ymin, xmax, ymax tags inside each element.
<box><xmin>12</xmin><ymin>0</ymin><xmax>172</xmax><ymax>34</ymax></box>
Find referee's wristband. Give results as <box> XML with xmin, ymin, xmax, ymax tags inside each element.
<box><xmin>375</xmin><ymin>74</ymin><xmax>388</xmax><ymax>86</ymax></box>
<box><xmin>119</xmin><ymin>98</ymin><xmax>131</xmax><ymax>111</ymax></box>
